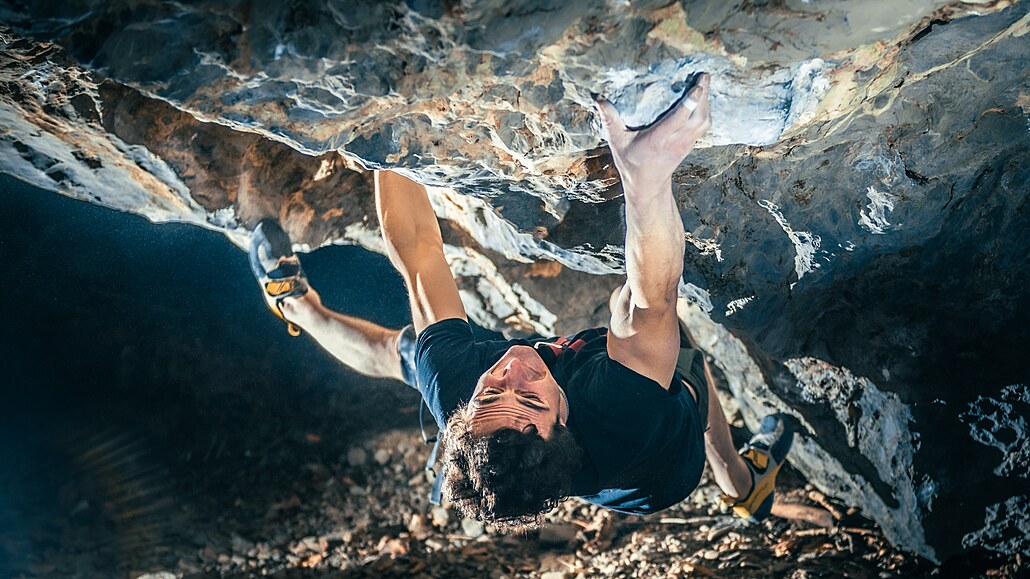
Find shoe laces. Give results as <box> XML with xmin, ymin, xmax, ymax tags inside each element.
<box><xmin>748</xmin><ymin>418</ymin><xmax>785</xmax><ymax>452</ymax></box>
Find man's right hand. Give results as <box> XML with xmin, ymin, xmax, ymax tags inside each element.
<box><xmin>596</xmin><ymin>73</ymin><xmax>712</xmax><ymax>194</ymax></box>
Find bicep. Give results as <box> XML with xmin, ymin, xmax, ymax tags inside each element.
<box><xmin>393</xmin><ymin>242</ymin><xmax>467</xmax><ymax>334</ymax></box>
<box><xmin>606</xmin><ymin>283</ymin><xmax>679</xmax><ymax>389</ymax></box>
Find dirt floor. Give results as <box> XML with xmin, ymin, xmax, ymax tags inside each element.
<box><xmin>0</xmin><ymin>405</ymin><xmax>936</xmax><ymax>579</ymax></box>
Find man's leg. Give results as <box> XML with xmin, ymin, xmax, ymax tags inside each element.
<box><xmin>250</xmin><ymin>219</ymin><xmax>410</xmax><ymax>382</ymax></box>
<box><xmin>679</xmin><ymin>315</ymin><xmax>795</xmax><ymax>521</ymax></box>
<box><xmin>700</xmin><ymin>356</ymin><xmax>753</xmax><ymax>499</ymax></box>
<box><xmin>676</xmin><ymin>320</ymin><xmax>753</xmax><ymax>498</ymax></box>
<box><xmin>279</xmin><ymin>291</ymin><xmax>408</xmax><ymax>382</ymax></box>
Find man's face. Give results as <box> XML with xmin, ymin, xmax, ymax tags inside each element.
<box><xmin>468</xmin><ymin>345</ymin><xmax>567</xmax><ymax>439</ymax></box>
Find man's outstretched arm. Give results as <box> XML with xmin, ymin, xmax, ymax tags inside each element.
<box><xmin>375</xmin><ymin>170</ymin><xmax>467</xmax><ymax>333</ymax></box>
<box><xmin>601</xmin><ymin>74</ymin><xmax>712</xmax><ymax>389</ymax></box>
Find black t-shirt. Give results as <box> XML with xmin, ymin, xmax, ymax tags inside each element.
<box><xmin>414</xmin><ymin>318</ymin><xmax>705</xmax><ymax>514</ymax></box>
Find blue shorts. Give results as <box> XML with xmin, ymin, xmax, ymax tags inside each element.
<box><xmin>398</xmin><ymin>324</ymin><xmax>419</xmax><ymax>389</ymax></box>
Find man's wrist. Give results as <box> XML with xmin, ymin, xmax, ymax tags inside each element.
<box><xmin>621</xmin><ymin>175</ymin><xmax>673</xmax><ymax>200</ymax></box>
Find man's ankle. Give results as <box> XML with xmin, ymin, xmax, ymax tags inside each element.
<box><xmin>279</xmin><ymin>292</ymin><xmax>321</xmax><ymax>327</ymax></box>
<box><xmin>729</xmin><ymin>459</ymin><xmax>756</xmax><ymax>499</ymax></box>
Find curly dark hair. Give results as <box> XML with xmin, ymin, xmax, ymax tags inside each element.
<box><xmin>441</xmin><ymin>403</ymin><xmax>583</xmax><ymax>532</ymax></box>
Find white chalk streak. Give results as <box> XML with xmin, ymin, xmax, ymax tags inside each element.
<box><xmin>859</xmin><ymin>186</ymin><xmax>896</xmax><ymax>234</ymax></box>
<box><xmin>725</xmin><ymin>295</ymin><xmax>756</xmax><ymax>317</ymax></box>
<box><xmin>758</xmin><ymin>199</ymin><xmax>822</xmax><ymax>281</ymax></box>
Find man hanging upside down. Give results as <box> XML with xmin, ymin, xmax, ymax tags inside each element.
<box><xmin>249</xmin><ymin>73</ymin><xmax>794</xmax><ymax>530</ymax></box>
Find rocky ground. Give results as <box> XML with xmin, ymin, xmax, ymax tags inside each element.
<box><xmin>3</xmin><ymin>401</ymin><xmax>942</xmax><ymax>579</ymax></box>
<box><xmin>4</xmin><ymin>350</ymin><xmax>1020</xmax><ymax>579</ymax></box>
<box><xmin>9</xmin><ymin>401</ymin><xmax>1026</xmax><ymax>579</ymax></box>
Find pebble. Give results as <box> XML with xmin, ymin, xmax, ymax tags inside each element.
<box><xmin>431</xmin><ymin>506</ymin><xmax>450</xmax><ymax>528</ymax></box>
<box><xmin>374</xmin><ymin>448</ymin><xmax>391</xmax><ymax>465</ymax></box>
<box><xmin>462</xmin><ymin>518</ymin><xmax>485</xmax><ymax>538</ymax></box>
<box><xmin>301</xmin><ymin>536</ymin><xmax>325</xmax><ymax>553</ymax></box>
<box><xmin>702</xmin><ymin>549</ymin><xmax>719</xmax><ymax>560</ymax></box>
<box><xmin>137</xmin><ymin>573</ymin><xmax>176</xmax><ymax>579</ymax></box>
<box><xmin>537</xmin><ymin>522</ymin><xmax>579</xmax><ymax>545</ymax></box>
<box><xmin>254</xmin><ymin>542</ymin><xmax>271</xmax><ymax>560</ymax></box>
<box><xmin>540</xmin><ymin>572</ymin><xmax>568</xmax><ymax>579</ymax></box>
<box><xmin>706</xmin><ymin>524</ymin><xmax>732</xmax><ymax>542</ymax></box>
<box><xmin>408</xmin><ymin>513</ymin><xmax>432</xmax><ymax>540</ymax></box>
<box><xmin>289</xmin><ymin>541</ymin><xmax>308</xmax><ymax>555</ymax></box>
<box><xmin>346</xmin><ymin>448</ymin><xmax>367</xmax><ymax>467</ymax></box>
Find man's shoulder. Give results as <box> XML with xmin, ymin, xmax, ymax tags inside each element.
<box><xmin>558</xmin><ymin>327</ymin><xmax>669</xmax><ymax>395</ymax></box>
<box><xmin>414</xmin><ymin>317</ymin><xmax>482</xmax><ymax>357</ymax></box>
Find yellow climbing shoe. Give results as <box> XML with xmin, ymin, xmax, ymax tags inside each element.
<box><xmin>720</xmin><ymin>413</ymin><xmax>795</xmax><ymax>522</ymax></box>
<box><xmin>249</xmin><ymin>219</ymin><xmax>308</xmax><ymax>337</ymax></box>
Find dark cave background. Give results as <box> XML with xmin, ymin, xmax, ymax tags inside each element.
<box><xmin>0</xmin><ymin>174</ymin><xmax>453</xmax><ymax>573</ymax></box>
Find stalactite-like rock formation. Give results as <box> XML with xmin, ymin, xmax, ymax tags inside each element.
<box><xmin>1</xmin><ymin>0</ymin><xmax>1028</xmax><ymax>561</ymax></box>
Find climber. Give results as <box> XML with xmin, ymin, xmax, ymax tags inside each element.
<box><xmin>249</xmin><ymin>72</ymin><xmax>794</xmax><ymax>529</ymax></box>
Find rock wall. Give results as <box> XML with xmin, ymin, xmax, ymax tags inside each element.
<box><xmin>2</xmin><ymin>0</ymin><xmax>1028</xmax><ymax>562</ymax></box>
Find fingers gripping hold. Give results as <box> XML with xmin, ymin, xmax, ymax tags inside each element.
<box><xmin>596</xmin><ymin>72</ymin><xmax>712</xmax><ymax>189</ymax></box>
<box><xmin>674</xmin><ymin>73</ymin><xmax>711</xmax><ymax>125</ymax></box>
<box><xmin>596</xmin><ymin>73</ymin><xmax>710</xmax><ymax>137</ymax></box>
<box><xmin>596</xmin><ymin>98</ymin><xmax>630</xmax><ymax>146</ymax></box>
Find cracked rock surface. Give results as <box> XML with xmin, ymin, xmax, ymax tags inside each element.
<box><xmin>1</xmin><ymin>0</ymin><xmax>1028</xmax><ymax>562</ymax></box>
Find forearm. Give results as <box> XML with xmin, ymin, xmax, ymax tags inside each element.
<box><xmin>375</xmin><ymin>170</ymin><xmax>444</xmax><ymax>269</ymax></box>
<box><xmin>373</xmin><ymin>169</ymin><xmax>467</xmax><ymax>332</ymax></box>
<box><xmin>601</xmin><ymin>73</ymin><xmax>708</xmax><ymax>387</ymax></box>
<box><xmin>622</xmin><ymin>178</ymin><xmax>686</xmax><ymax>309</ymax></box>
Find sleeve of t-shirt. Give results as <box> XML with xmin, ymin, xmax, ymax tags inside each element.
<box><xmin>414</xmin><ymin>318</ymin><xmax>493</xmax><ymax>429</ymax></box>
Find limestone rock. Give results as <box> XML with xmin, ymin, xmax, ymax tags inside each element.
<box><xmin>2</xmin><ymin>0</ymin><xmax>1029</xmax><ymax>562</ymax></box>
